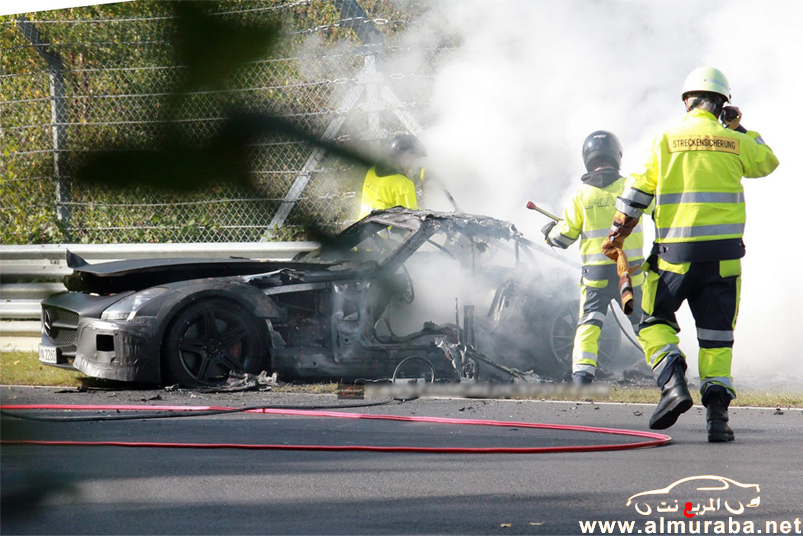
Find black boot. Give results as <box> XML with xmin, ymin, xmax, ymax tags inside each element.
<box><xmin>649</xmin><ymin>356</ymin><xmax>693</xmax><ymax>430</ymax></box>
<box><xmin>703</xmin><ymin>385</ymin><xmax>734</xmax><ymax>443</ymax></box>
<box><xmin>572</xmin><ymin>372</ymin><xmax>594</xmax><ymax>385</ymax></box>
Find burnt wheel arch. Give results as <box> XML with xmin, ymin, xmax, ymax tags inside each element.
<box><xmin>162</xmin><ymin>298</ymin><xmax>269</xmax><ymax>388</ymax></box>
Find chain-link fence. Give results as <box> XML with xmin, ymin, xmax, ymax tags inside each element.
<box><xmin>1</xmin><ymin>0</ymin><xmax>445</xmax><ymax>244</ymax></box>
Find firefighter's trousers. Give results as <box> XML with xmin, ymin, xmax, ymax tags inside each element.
<box><xmin>573</xmin><ymin>273</ymin><xmax>643</xmax><ymax>377</ymax></box>
<box><xmin>638</xmin><ymin>256</ymin><xmax>741</xmax><ymax>397</ymax></box>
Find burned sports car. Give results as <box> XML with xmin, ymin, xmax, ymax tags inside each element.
<box><xmin>38</xmin><ymin>208</ymin><xmax>638</xmax><ymax>387</ymax></box>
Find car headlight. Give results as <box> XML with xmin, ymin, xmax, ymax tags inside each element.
<box><xmin>101</xmin><ymin>288</ymin><xmax>169</xmax><ymax>321</ymax></box>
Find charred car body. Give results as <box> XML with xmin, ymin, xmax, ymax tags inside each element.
<box><xmin>39</xmin><ymin>208</ymin><xmax>637</xmax><ymax>387</ymax></box>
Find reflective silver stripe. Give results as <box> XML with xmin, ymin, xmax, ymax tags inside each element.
<box><xmin>580</xmin><ymin>228</ymin><xmax>610</xmax><ymax>239</ymax></box>
<box><xmin>623</xmin><ymin>188</ymin><xmax>654</xmax><ymax>206</ymax></box>
<box><xmin>643</xmin><ymin>316</ymin><xmax>680</xmax><ymax>332</ymax></box>
<box><xmin>573</xmin><ymin>362</ymin><xmax>597</xmax><ymax>374</ymax></box>
<box><xmin>552</xmin><ymin>233</ymin><xmax>576</xmax><ymax>247</ymax></box>
<box><xmin>615</xmin><ymin>198</ymin><xmax>642</xmax><ymax>218</ymax></box>
<box><xmin>754</xmin><ymin>136</ymin><xmax>765</xmax><ymax>145</ymax></box>
<box><xmin>649</xmin><ymin>344</ymin><xmax>681</xmax><ymax>368</ymax></box>
<box><xmin>657</xmin><ymin>223</ymin><xmax>745</xmax><ymax>239</ymax></box>
<box><xmin>573</xmin><ymin>351</ymin><xmax>597</xmax><ymax>363</ymax></box>
<box><xmin>701</xmin><ymin>377</ymin><xmax>734</xmax><ymax>394</ymax></box>
<box><xmin>697</xmin><ymin>328</ymin><xmax>734</xmax><ymax>342</ymax></box>
<box><xmin>624</xmin><ymin>248</ymin><xmax>643</xmax><ymax>259</ymax></box>
<box><xmin>582</xmin><ymin>252</ymin><xmax>611</xmax><ymax>264</ymax></box>
<box><xmin>580</xmin><ymin>311</ymin><xmax>606</xmax><ymax>325</ymax></box>
<box><xmin>656</xmin><ymin>192</ymin><xmax>744</xmax><ymax>205</ymax></box>
<box><xmin>581</xmin><ymin>248</ymin><xmax>644</xmax><ymax>264</ymax></box>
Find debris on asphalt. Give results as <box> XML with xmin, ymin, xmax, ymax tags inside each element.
<box><xmin>55</xmin><ymin>385</ymin><xmax>88</xmax><ymax>394</ymax></box>
<box><xmin>336</xmin><ymin>384</ymin><xmax>364</xmax><ymax>399</ymax></box>
<box><xmin>198</xmin><ymin>371</ymin><xmax>278</xmax><ymax>393</ymax></box>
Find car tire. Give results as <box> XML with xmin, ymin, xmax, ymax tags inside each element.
<box><xmin>163</xmin><ymin>299</ymin><xmax>268</xmax><ymax>388</ymax></box>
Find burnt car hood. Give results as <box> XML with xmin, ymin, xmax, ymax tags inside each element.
<box><xmin>351</xmin><ymin>207</ymin><xmax>520</xmax><ymax>240</ymax></box>
<box><xmin>63</xmin><ymin>251</ymin><xmax>340</xmax><ymax>294</ymax></box>
<box><xmin>63</xmin><ymin>208</ymin><xmax>525</xmax><ymax>295</ymax></box>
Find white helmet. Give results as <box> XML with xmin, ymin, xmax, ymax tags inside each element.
<box><xmin>681</xmin><ymin>66</ymin><xmax>730</xmax><ymax>102</ymax></box>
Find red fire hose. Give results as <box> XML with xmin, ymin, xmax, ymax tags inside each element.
<box><xmin>1</xmin><ymin>404</ymin><xmax>671</xmax><ymax>453</ymax></box>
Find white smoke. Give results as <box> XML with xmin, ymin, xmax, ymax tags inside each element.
<box><xmin>397</xmin><ymin>0</ymin><xmax>800</xmax><ymax>387</ymax></box>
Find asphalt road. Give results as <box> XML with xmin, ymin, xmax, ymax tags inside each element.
<box><xmin>2</xmin><ymin>386</ymin><xmax>801</xmax><ymax>535</ymax></box>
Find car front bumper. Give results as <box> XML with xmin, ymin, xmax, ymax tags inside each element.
<box><xmin>40</xmin><ymin>316</ymin><xmax>162</xmax><ymax>384</ymax></box>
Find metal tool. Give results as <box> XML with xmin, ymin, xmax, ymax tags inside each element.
<box><xmin>525</xmin><ymin>201</ymin><xmax>561</xmax><ymax>221</ymax></box>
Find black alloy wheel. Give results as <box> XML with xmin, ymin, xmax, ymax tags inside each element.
<box><xmin>164</xmin><ymin>299</ymin><xmax>267</xmax><ymax>388</ymax></box>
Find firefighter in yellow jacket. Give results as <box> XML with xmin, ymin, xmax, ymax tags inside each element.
<box><xmin>604</xmin><ymin>67</ymin><xmax>779</xmax><ymax>441</ymax></box>
<box><xmin>359</xmin><ymin>134</ymin><xmax>426</xmax><ymax>219</ymax></box>
<box><xmin>543</xmin><ymin>131</ymin><xmax>645</xmax><ymax>384</ymax></box>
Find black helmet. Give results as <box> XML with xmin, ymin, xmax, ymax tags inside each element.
<box><xmin>582</xmin><ymin>130</ymin><xmax>622</xmax><ymax>172</ymax></box>
<box><xmin>389</xmin><ymin>134</ymin><xmax>427</xmax><ymax>158</ymax></box>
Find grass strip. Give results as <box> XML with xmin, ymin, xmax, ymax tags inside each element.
<box><xmin>1</xmin><ymin>351</ymin><xmax>87</xmax><ymax>387</ymax></box>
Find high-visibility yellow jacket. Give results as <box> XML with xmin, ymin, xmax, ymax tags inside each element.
<box><xmin>617</xmin><ymin>109</ymin><xmax>779</xmax><ymax>262</ymax></box>
<box><xmin>548</xmin><ymin>170</ymin><xmax>645</xmax><ymax>280</ymax></box>
<box><xmin>359</xmin><ymin>166</ymin><xmax>418</xmax><ymax>219</ymax></box>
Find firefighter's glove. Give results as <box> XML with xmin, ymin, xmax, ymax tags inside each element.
<box><xmin>541</xmin><ymin>220</ymin><xmax>557</xmax><ymax>239</ymax></box>
<box><xmin>601</xmin><ymin>212</ymin><xmax>639</xmax><ymax>261</ymax></box>
<box><xmin>721</xmin><ymin>106</ymin><xmax>742</xmax><ymax>130</ymax></box>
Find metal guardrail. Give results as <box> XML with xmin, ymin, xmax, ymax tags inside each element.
<box><xmin>0</xmin><ymin>242</ymin><xmax>318</xmax><ymax>351</ymax></box>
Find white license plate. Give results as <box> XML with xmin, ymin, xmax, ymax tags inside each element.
<box><xmin>39</xmin><ymin>344</ymin><xmax>58</xmax><ymax>364</ymax></box>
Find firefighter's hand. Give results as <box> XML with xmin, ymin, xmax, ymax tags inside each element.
<box><xmin>601</xmin><ymin>240</ymin><xmax>620</xmax><ymax>262</ymax></box>
<box><xmin>541</xmin><ymin>220</ymin><xmax>557</xmax><ymax>238</ymax></box>
<box><xmin>604</xmin><ymin>212</ymin><xmax>639</xmax><ymax>254</ymax></box>
<box><xmin>721</xmin><ymin>106</ymin><xmax>742</xmax><ymax>130</ymax></box>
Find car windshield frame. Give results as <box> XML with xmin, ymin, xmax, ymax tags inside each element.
<box><xmin>303</xmin><ymin>218</ymin><xmax>422</xmax><ymax>266</ymax></box>
<box><xmin>303</xmin><ymin>208</ymin><xmax>543</xmax><ymax>274</ymax></box>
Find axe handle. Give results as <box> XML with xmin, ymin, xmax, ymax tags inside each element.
<box><xmin>425</xmin><ymin>171</ymin><xmax>462</xmax><ymax>213</ymax></box>
<box><xmin>526</xmin><ymin>201</ymin><xmax>562</xmax><ymax>221</ymax></box>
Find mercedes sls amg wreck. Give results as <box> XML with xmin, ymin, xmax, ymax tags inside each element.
<box><xmin>38</xmin><ymin>208</ymin><xmax>638</xmax><ymax>388</ymax></box>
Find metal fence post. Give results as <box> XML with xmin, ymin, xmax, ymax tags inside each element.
<box><xmin>268</xmin><ymin>0</ymin><xmax>386</xmax><ymax>230</ymax></box>
<box><xmin>333</xmin><ymin>0</ymin><xmax>385</xmax><ymax>48</ymax></box>
<box><xmin>15</xmin><ymin>17</ymin><xmax>71</xmax><ymax>231</ymax></box>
